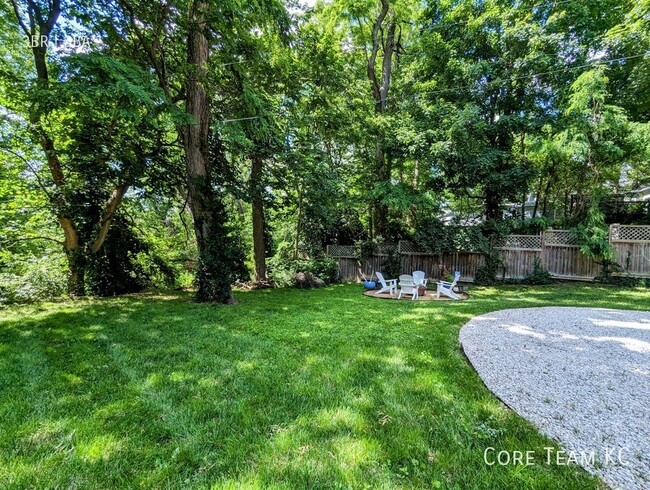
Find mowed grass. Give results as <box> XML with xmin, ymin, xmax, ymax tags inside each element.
<box><xmin>1</xmin><ymin>284</ymin><xmax>648</xmax><ymax>488</ymax></box>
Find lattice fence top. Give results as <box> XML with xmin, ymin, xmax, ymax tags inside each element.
<box><xmin>327</xmin><ymin>225</ymin><xmax>650</xmax><ymax>257</ymax></box>
<box><xmin>377</xmin><ymin>243</ymin><xmax>398</xmax><ymax>255</ymax></box>
<box><xmin>544</xmin><ymin>229</ymin><xmax>579</xmax><ymax>246</ymax></box>
<box><xmin>398</xmin><ymin>241</ymin><xmax>423</xmax><ymax>254</ymax></box>
<box><xmin>326</xmin><ymin>245</ymin><xmax>356</xmax><ymax>258</ymax></box>
<box><xmin>610</xmin><ymin>224</ymin><xmax>650</xmax><ymax>243</ymax></box>
<box><xmin>498</xmin><ymin>234</ymin><xmax>542</xmax><ymax>249</ymax></box>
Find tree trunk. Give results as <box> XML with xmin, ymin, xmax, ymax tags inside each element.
<box><xmin>185</xmin><ymin>0</ymin><xmax>235</xmax><ymax>303</ymax></box>
<box><xmin>366</xmin><ymin>0</ymin><xmax>397</xmax><ymax>239</ymax></box>
<box><xmin>66</xmin><ymin>249</ymin><xmax>86</xmax><ymax>297</ymax></box>
<box><xmin>294</xmin><ymin>186</ymin><xmax>303</xmax><ymax>261</ymax></box>
<box><xmin>250</xmin><ymin>154</ymin><xmax>267</xmax><ymax>283</ymax></box>
<box><xmin>522</xmin><ymin>190</ymin><xmax>527</xmax><ymax>222</ymax></box>
<box><xmin>373</xmin><ymin>135</ymin><xmax>389</xmax><ymax>237</ymax></box>
<box><xmin>532</xmin><ymin>173</ymin><xmax>543</xmax><ymax>219</ymax></box>
<box><xmin>542</xmin><ymin>177</ymin><xmax>553</xmax><ymax>218</ymax></box>
<box><xmin>485</xmin><ymin>190</ymin><xmax>501</xmax><ymax>221</ymax></box>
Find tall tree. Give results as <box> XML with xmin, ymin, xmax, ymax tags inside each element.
<box><xmin>414</xmin><ymin>0</ymin><xmax>557</xmax><ymax>221</ymax></box>
<box><xmin>182</xmin><ymin>0</ymin><xmax>236</xmax><ymax>302</ymax></box>
<box><xmin>5</xmin><ymin>0</ymin><xmax>172</xmax><ymax>295</ymax></box>
<box><xmin>7</xmin><ymin>0</ymin><xmax>82</xmax><ymax>293</ymax></box>
<box><xmin>365</xmin><ymin>0</ymin><xmax>404</xmax><ymax>236</ymax></box>
<box><xmin>113</xmin><ymin>0</ymin><xmax>288</xmax><ymax>301</ymax></box>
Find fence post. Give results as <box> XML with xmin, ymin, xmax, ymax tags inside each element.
<box><xmin>608</xmin><ymin>223</ymin><xmax>618</xmax><ymax>245</ymax></box>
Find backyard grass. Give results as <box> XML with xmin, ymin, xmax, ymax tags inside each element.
<box><xmin>1</xmin><ymin>283</ymin><xmax>649</xmax><ymax>489</ymax></box>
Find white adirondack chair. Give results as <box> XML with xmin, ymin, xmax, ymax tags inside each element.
<box><xmin>412</xmin><ymin>270</ymin><xmax>428</xmax><ymax>287</ymax></box>
<box><xmin>398</xmin><ymin>274</ymin><xmax>419</xmax><ymax>300</ymax></box>
<box><xmin>436</xmin><ymin>271</ymin><xmax>461</xmax><ymax>300</ymax></box>
<box><xmin>375</xmin><ymin>272</ymin><xmax>397</xmax><ymax>295</ymax></box>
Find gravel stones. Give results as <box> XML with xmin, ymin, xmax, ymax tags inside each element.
<box><xmin>460</xmin><ymin>307</ymin><xmax>650</xmax><ymax>490</ymax></box>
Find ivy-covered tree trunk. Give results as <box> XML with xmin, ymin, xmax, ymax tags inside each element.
<box><xmin>66</xmin><ymin>249</ymin><xmax>86</xmax><ymax>297</ymax></box>
<box><xmin>250</xmin><ymin>154</ymin><xmax>267</xmax><ymax>283</ymax></box>
<box><xmin>485</xmin><ymin>190</ymin><xmax>502</xmax><ymax>221</ymax></box>
<box><xmin>184</xmin><ymin>0</ymin><xmax>235</xmax><ymax>303</ymax></box>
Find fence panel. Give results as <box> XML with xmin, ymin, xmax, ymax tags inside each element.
<box><xmin>328</xmin><ymin>224</ymin><xmax>650</xmax><ymax>283</ymax></box>
<box><xmin>543</xmin><ymin>245</ymin><xmax>601</xmax><ymax>279</ymax></box>
<box><xmin>499</xmin><ymin>249</ymin><xmax>542</xmax><ymax>279</ymax></box>
<box><xmin>542</xmin><ymin>229</ymin><xmax>600</xmax><ymax>280</ymax></box>
<box><xmin>610</xmin><ymin>224</ymin><xmax>650</xmax><ymax>277</ymax></box>
<box><xmin>326</xmin><ymin>245</ymin><xmax>356</xmax><ymax>258</ymax></box>
<box><xmin>332</xmin><ymin>253</ymin><xmax>483</xmax><ymax>282</ymax></box>
<box><xmin>495</xmin><ymin>234</ymin><xmax>542</xmax><ymax>279</ymax></box>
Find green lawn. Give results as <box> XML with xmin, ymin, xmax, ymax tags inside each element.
<box><xmin>1</xmin><ymin>284</ymin><xmax>648</xmax><ymax>489</ymax></box>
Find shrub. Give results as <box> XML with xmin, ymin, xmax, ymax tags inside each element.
<box><xmin>572</xmin><ymin>198</ymin><xmax>616</xmax><ymax>278</ymax></box>
<box><xmin>305</xmin><ymin>257</ymin><xmax>339</xmax><ymax>284</ymax></box>
<box><xmin>355</xmin><ymin>239</ymin><xmax>379</xmax><ymax>261</ymax></box>
<box><xmin>382</xmin><ymin>248</ymin><xmax>402</xmax><ymax>279</ymax></box>
<box><xmin>475</xmin><ymin>252</ymin><xmax>504</xmax><ymax>285</ymax></box>
<box><xmin>523</xmin><ymin>258</ymin><xmax>552</xmax><ymax>285</ymax></box>
<box><xmin>0</xmin><ymin>253</ymin><xmax>67</xmax><ymax>305</ymax></box>
<box><xmin>594</xmin><ymin>272</ymin><xmax>649</xmax><ymax>288</ymax></box>
<box><xmin>85</xmin><ymin>220</ymin><xmax>157</xmax><ymax>296</ymax></box>
<box><xmin>268</xmin><ymin>256</ymin><xmax>339</xmax><ymax>288</ymax></box>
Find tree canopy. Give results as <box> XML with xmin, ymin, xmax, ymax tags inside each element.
<box><xmin>1</xmin><ymin>0</ymin><xmax>648</xmax><ymax>302</ymax></box>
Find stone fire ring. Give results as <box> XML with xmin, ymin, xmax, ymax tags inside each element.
<box><xmin>362</xmin><ymin>289</ymin><xmax>469</xmax><ymax>301</ymax></box>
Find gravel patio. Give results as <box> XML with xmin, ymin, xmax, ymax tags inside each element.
<box><xmin>460</xmin><ymin>306</ymin><xmax>650</xmax><ymax>490</ymax></box>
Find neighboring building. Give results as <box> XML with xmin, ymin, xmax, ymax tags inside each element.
<box><xmin>503</xmin><ymin>194</ymin><xmax>556</xmax><ymax>220</ymax></box>
<box><xmin>624</xmin><ymin>185</ymin><xmax>650</xmax><ymax>202</ymax></box>
<box><xmin>441</xmin><ymin>186</ymin><xmax>649</xmax><ymax>224</ymax></box>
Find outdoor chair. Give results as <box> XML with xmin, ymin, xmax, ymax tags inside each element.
<box><xmin>398</xmin><ymin>274</ymin><xmax>419</xmax><ymax>300</ymax></box>
<box><xmin>375</xmin><ymin>272</ymin><xmax>397</xmax><ymax>295</ymax></box>
<box><xmin>436</xmin><ymin>271</ymin><xmax>462</xmax><ymax>300</ymax></box>
<box><xmin>413</xmin><ymin>270</ymin><xmax>428</xmax><ymax>287</ymax></box>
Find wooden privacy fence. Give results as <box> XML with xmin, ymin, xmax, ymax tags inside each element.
<box><xmin>327</xmin><ymin>224</ymin><xmax>650</xmax><ymax>282</ymax></box>
<box><xmin>327</xmin><ymin>241</ymin><xmax>484</xmax><ymax>282</ymax></box>
<box><xmin>496</xmin><ymin>230</ymin><xmax>600</xmax><ymax>281</ymax></box>
<box><xmin>610</xmin><ymin>224</ymin><xmax>650</xmax><ymax>278</ymax></box>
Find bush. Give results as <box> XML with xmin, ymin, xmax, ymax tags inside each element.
<box><xmin>355</xmin><ymin>239</ymin><xmax>379</xmax><ymax>262</ymax></box>
<box><xmin>572</xmin><ymin>198</ymin><xmax>615</xmax><ymax>279</ymax></box>
<box><xmin>382</xmin><ymin>248</ymin><xmax>402</xmax><ymax>279</ymax></box>
<box><xmin>306</xmin><ymin>257</ymin><xmax>339</xmax><ymax>284</ymax></box>
<box><xmin>523</xmin><ymin>258</ymin><xmax>553</xmax><ymax>285</ymax></box>
<box><xmin>85</xmin><ymin>220</ymin><xmax>155</xmax><ymax>296</ymax></box>
<box><xmin>0</xmin><ymin>253</ymin><xmax>67</xmax><ymax>305</ymax></box>
<box><xmin>594</xmin><ymin>272</ymin><xmax>650</xmax><ymax>288</ymax></box>
<box><xmin>475</xmin><ymin>252</ymin><xmax>504</xmax><ymax>286</ymax></box>
<box><xmin>268</xmin><ymin>256</ymin><xmax>339</xmax><ymax>288</ymax></box>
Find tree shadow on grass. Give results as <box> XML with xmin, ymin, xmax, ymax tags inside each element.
<box><xmin>1</xmin><ymin>284</ymin><xmax>645</xmax><ymax>488</ymax></box>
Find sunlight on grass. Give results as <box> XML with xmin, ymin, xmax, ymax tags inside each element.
<box><xmin>312</xmin><ymin>407</ymin><xmax>367</xmax><ymax>433</ymax></box>
<box><xmin>76</xmin><ymin>434</ymin><xmax>122</xmax><ymax>462</ymax></box>
<box><xmin>0</xmin><ymin>283</ymin><xmax>647</xmax><ymax>488</ymax></box>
